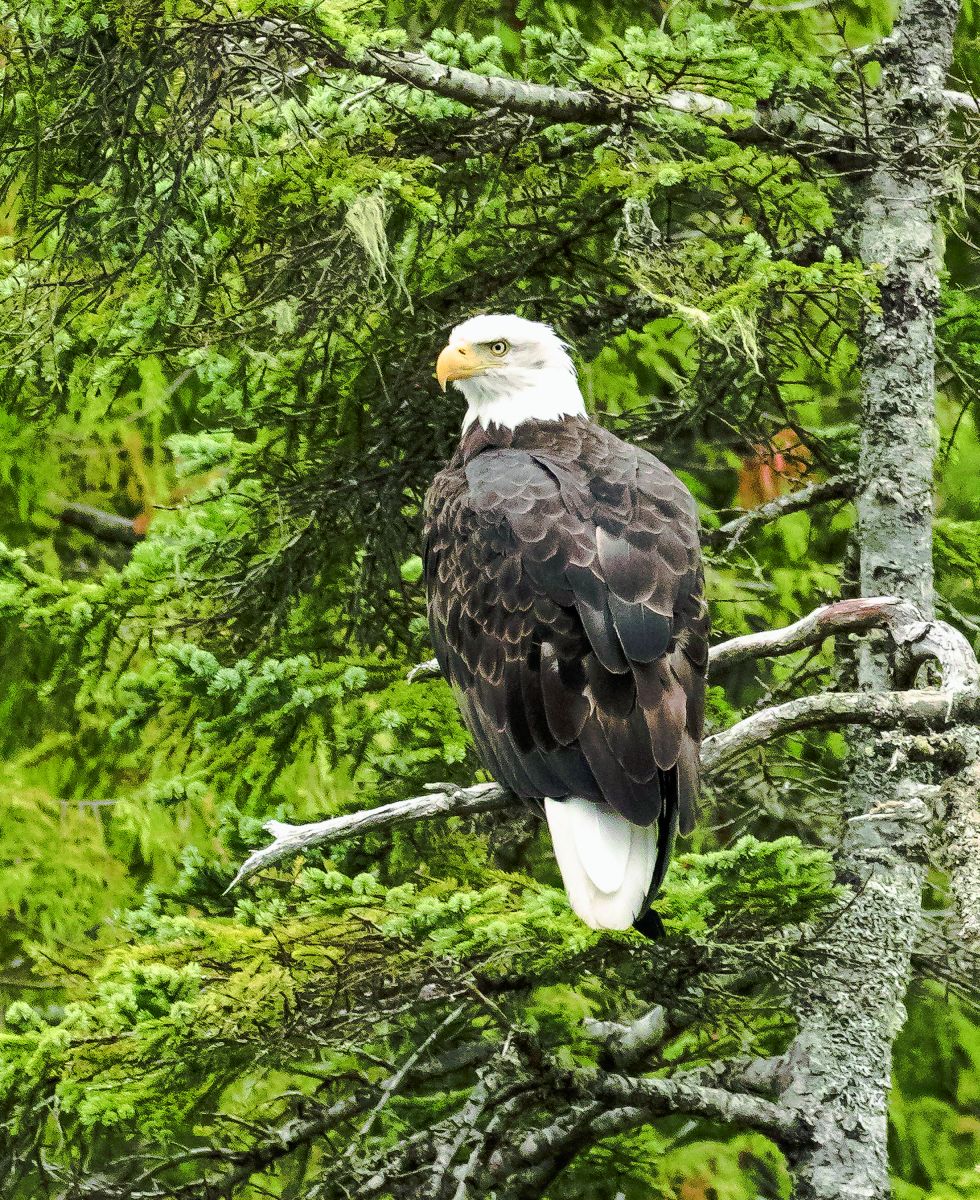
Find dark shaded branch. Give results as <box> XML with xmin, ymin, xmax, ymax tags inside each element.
<box><xmin>53</xmin><ymin>500</ymin><xmax>145</xmax><ymax>546</ymax></box>
<box><xmin>702</xmin><ymin>473</ymin><xmax>855</xmax><ymax>552</ymax></box>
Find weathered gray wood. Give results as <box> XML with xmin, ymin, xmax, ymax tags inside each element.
<box><xmin>226</xmin><ymin>782</ymin><xmax>513</xmax><ymax>890</ymax></box>
<box><xmin>230</xmin><ymin>669</ymin><xmax>980</xmax><ymax>890</ymax></box>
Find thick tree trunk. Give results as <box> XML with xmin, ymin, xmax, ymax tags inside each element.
<box><xmin>781</xmin><ymin>0</ymin><xmax>959</xmax><ymax>1196</ymax></box>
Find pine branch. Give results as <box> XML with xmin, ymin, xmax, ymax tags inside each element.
<box><xmin>245</xmin><ymin>17</ymin><xmax>849</xmax><ymax>148</ymax></box>
<box><xmin>69</xmin><ymin>1031</ymin><xmax>503</xmax><ymax>1199</ymax></box>
<box><xmin>70</xmin><ymin>1097</ymin><xmax>363</xmax><ymax>1199</ymax></box>
<box><xmin>344</xmin><ymin>46</ymin><xmax>631</xmax><ymax>125</ymax></box>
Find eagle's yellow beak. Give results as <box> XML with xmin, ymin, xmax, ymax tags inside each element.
<box><xmin>436</xmin><ymin>342</ymin><xmax>481</xmax><ymax>391</ymax></box>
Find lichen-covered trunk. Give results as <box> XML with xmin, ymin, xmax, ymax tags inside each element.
<box><xmin>857</xmin><ymin>163</ymin><xmax>939</xmax><ymax>624</ymax></box>
<box><xmin>781</xmin><ymin>1</ymin><xmax>959</xmax><ymax>1196</ymax></box>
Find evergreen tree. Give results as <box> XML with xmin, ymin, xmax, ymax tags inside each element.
<box><xmin>0</xmin><ymin>0</ymin><xmax>978</xmax><ymax>1196</ymax></box>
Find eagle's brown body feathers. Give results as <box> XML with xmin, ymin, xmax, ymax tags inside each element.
<box><xmin>423</xmin><ymin>415</ymin><xmax>708</xmax><ymax>922</ymax></box>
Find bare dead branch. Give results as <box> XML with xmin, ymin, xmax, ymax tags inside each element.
<box><xmin>235</xmin><ymin>600</ymin><xmax>979</xmax><ymax>888</ymax></box>
<box><xmin>407</xmin><ymin>658</ymin><xmax>441</xmax><ymax>682</ymax></box>
<box><xmin>710</xmin><ymin>596</ymin><xmax>980</xmax><ymax>688</ymax></box>
<box><xmin>230</xmin><ymin>684</ymin><xmax>980</xmax><ymax>887</ymax></box>
<box><xmin>703</xmin><ymin>686</ymin><xmax>980</xmax><ymax>771</ymax></box>
<box><xmin>226</xmin><ymin>782</ymin><xmax>513</xmax><ymax>889</ymax></box>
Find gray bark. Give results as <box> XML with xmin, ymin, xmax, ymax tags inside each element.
<box><xmin>780</xmin><ymin>0</ymin><xmax>961</xmax><ymax>1195</ymax></box>
<box><xmin>933</xmin><ymin>750</ymin><xmax>980</xmax><ymax>941</ymax></box>
<box><xmin>346</xmin><ymin>46</ymin><xmax>629</xmax><ymax>124</ymax></box>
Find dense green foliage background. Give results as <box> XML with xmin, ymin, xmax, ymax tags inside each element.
<box><xmin>0</xmin><ymin>0</ymin><xmax>979</xmax><ymax>1195</ymax></box>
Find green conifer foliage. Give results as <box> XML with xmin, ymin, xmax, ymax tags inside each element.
<box><xmin>0</xmin><ymin>0</ymin><xmax>977</xmax><ymax>1195</ymax></box>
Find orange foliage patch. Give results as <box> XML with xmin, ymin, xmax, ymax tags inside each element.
<box><xmin>736</xmin><ymin>428</ymin><xmax>812</xmax><ymax>509</ymax></box>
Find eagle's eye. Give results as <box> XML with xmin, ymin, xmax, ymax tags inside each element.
<box><xmin>488</xmin><ymin>339</ymin><xmax>509</xmax><ymax>357</ymax></box>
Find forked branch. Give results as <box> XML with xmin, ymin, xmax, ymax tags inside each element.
<box><xmin>711</xmin><ymin>595</ymin><xmax>979</xmax><ymax>686</ymax></box>
<box><xmin>231</xmin><ymin>599</ymin><xmax>979</xmax><ymax>888</ymax></box>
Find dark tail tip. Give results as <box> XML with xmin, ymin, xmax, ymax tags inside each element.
<box><xmin>632</xmin><ymin>908</ymin><xmax>666</xmax><ymax>940</ymax></box>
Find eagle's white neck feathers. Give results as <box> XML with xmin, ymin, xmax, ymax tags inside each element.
<box><xmin>461</xmin><ymin>367</ymin><xmax>587</xmax><ymax>433</ymax></box>
<box><xmin>446</xmin><ymin>314</ymin><xmax>588</xmax><ymax>433</ymax></box>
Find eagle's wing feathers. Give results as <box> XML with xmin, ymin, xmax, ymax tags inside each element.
<box><xmin>424</xmin><ymin>423</ymin><xmax>707</xmax><ymax>841</ymax></box>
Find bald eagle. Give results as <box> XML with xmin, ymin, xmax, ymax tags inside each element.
<box><xmin>423</xmin><ymin>315</ymin><xmax>708</xmax><ymax>930</ymax></box>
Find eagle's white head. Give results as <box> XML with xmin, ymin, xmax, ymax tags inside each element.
<box><xmin>436</xmin><ymin>313</ymin><xmax>588</xmax><ymax>432</ymax></box>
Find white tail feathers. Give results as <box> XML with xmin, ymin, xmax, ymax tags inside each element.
<box><xmin>544</xmin><ymin>796</ymin><xmax>659</xmax><ymax>930</ymax></box>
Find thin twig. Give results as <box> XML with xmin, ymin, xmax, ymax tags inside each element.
<box><xmin>702</xmin><ymin>473</ymin><xmax>855</xmax><ymax>552</ymax></box>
